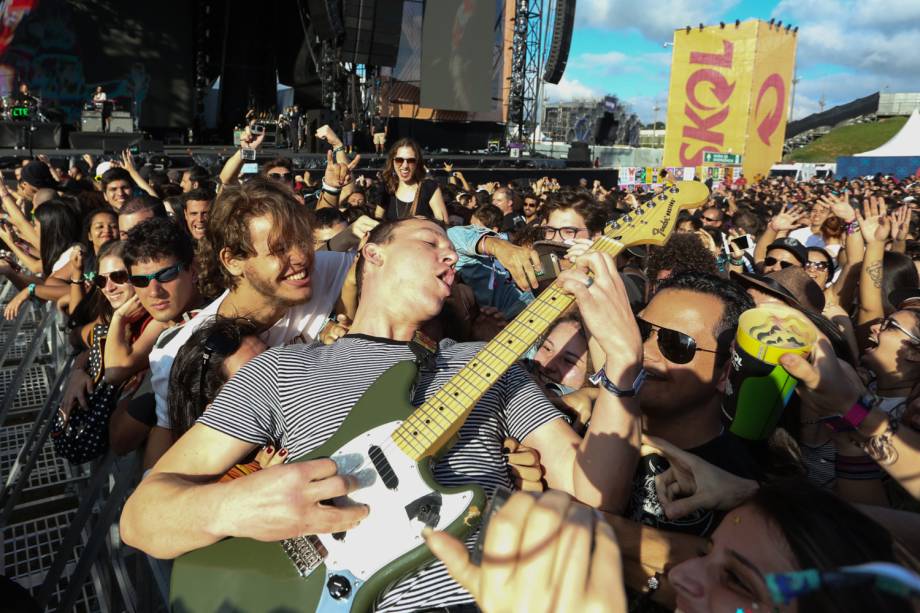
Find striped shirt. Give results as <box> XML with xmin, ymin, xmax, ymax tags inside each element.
<box><xmin>199</xmin><ymin>334</ymin><xmax>563</xmax><ymax>612</ymax></box>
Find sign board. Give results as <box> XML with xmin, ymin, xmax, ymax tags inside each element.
<box><xmin>662</xmin><ymin>20</ymin><xmax>797</xmax><ymax>179</ymax></box>
<box><xmin>703</xmin><ymin>152</ymin><xmax>742</xmax><ymax>164</ymax></box>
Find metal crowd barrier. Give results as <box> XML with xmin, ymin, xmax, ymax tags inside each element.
<box><xmin>0</xmin><ymin>292</ymin><xmax>168</xmax><ymax>612</ymax></box>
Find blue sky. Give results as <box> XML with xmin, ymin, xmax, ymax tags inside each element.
<box><xmin>546</xmin><ymin>0</ymin><xmax>920</xmax><ymax>123</ymax></box>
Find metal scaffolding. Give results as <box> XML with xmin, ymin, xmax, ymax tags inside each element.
<box><xmin>507</xmin><ymin>0</ymin><xmax>547</xmax><ymax>150</ymax></box>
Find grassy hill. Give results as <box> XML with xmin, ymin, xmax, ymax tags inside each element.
<box><xmin>785</xmin><ymin>116</ymin><xmax>908</xmax><ymax>162</ymax></box>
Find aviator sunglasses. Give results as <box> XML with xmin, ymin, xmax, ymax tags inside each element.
<box><xmin>93</xmin><ymin>269</ymin><xmax>130</xmax><ymax>288</ymax></box>
<box><xmin>637</xmin><ymin>317</ymin><xmax>721</xmax><ymax>364</ymax></box>
<box><xmin>129</xmin><ymin>262</ymin><xmax>186</xmax><ymax>287</ymax></box>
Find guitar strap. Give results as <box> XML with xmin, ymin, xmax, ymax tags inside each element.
<box><xmin>409</xmin><ymin>330</ymin><xmax>438</xmax><ymax>372</ymax></box>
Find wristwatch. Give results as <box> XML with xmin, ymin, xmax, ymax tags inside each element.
<box><xmin>588</xmin><ymin>367</ymin><xmax>646</xmax><ymax>397</ymax></box>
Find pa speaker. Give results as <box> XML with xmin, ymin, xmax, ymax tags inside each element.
<box><xmin>306</xmin><ymin>0</ymin><xmax>345</xmax><ymax>40</ymax></box>
<box><xmin>543</xmin><ymin>0</ymin><xmax>576</xmax><ymax>84</ymax></box>
<box><xmin>342</xmin><ymin>0</ymin><xmax>403</xmax><ymax>66</ymax></box>
<box><xmin>567</xmin><ymin>141</ymin><xmax>589</xmax><ymax>163</ymax></box>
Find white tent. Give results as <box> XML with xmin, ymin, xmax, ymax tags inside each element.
<box><xmin>855</xmin><ymin>108</ymin><xmax>920</xmax><ymax>157</ymax></box>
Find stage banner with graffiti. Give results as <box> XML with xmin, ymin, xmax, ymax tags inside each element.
<box><xmin>662</xmin><ymin>20</ymin><xmax>797</xmax><ymax>180</ymax></box>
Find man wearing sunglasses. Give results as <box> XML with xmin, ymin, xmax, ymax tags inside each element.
<box><xmin>760</xmin><ymin>237</ymin><xmax>807</xmax><ymax>274</ymax></box>
<box><xmin>624</xmin><ymin>271</ymin><xmax>761</xmax><ymax>537</ymax></box>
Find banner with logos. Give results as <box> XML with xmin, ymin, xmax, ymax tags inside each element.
<box><xmin>662</xmin><ymin>20</ymin><xmax>797</xmax><ymax>180</ymax></box>
<box><xmin>617</xmin><ymin>166</ymin><xmax>696</xmax><ymax>187</ymax></box>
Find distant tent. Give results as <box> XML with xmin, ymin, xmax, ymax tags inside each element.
<box><xmin>836</xmin><ymin>109</ymin><xmax>920</xmax><ymax>178</ymax></box>
<box><xmin>855</xmin><ymin>108</ymin><xmax>920</xmax><ymax>156</ymax></box>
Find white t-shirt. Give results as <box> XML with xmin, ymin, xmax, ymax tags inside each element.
<box><xmin>149</xmin><ymin>251</ymin><xmax>353</xmax><ymax>428</ymax></box>
<box><xmin>789</xmin><ymin>227</ymin><xmax>825</xmax><ymax>248</ymax></box>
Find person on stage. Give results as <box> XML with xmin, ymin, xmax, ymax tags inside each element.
<box><xmin>93</xmin><ymin>85</ymin><xmax>110</xmax><ymax>132</ymax></box>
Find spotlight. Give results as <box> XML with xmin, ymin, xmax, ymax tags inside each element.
<box><xmin>785</xmin><ymin>23</ymin><xmax>791</xmax><ymax>32</ymax></box>
<box><xmin>685</xmin><ymin>25</ymin><xmax>691</xmax><ymax>33</ymax></box>
<box><xmin>698</xmin><ymin>22</ymin><xmax>704</xmax><ymax>31</ymax></box>
<box><xmin>735</xmin><ymin>19</ymin><xmax>740</xmax><ymax>27</ymax></box>
<box><xmin>776</xmin><ymin>20</ymin><xmax>782</xmax><ymax>28</ymax></box>
<box><xmin>720</xmin><ymin>21</ymin><xmax>725</xmax><ymax>29</ymax></box>
<box><xmin>793</xmin><ymin>26</ymin><xmax>799</xmax><ymax>33</ymax></box>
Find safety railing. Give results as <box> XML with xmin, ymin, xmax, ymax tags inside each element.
<box><xmin>0</xmin><ymin>290</ymin><xmax>168</xmax><ymax>612</ymax></box>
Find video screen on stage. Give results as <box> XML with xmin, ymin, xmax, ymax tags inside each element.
<box><xmin>0</xmin><ymin>0</ymin><xmax>194</xmax><ymax>129</ymax></box>
<box><xmin>385</xmin><ymin>0</ymin><xmax>511</xmax><ymax>122</ymax></box>
<box><xmin>420</xmin><ymin>0</ymin><xmax>493</xmax><ymax>113</ymax></box>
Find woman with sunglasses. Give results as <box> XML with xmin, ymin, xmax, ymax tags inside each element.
<box><xmin>374</xmin><ymin>138</ymin><xmax>448</xmax><ymax>224</ymax></box>
<box><xmin>54</xmin><ymin>240</ymin><xmax>166</xmax><ymax>462</ymax></box>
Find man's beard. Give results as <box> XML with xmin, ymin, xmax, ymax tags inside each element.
<box><xmin>245</xmin><ymin>268</ymin><xmax>309</xmax><ymax>309</ymax></box>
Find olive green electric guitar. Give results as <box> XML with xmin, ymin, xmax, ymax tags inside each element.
<box><xmin>169</xmin><ymin>181</ymin><xmax>710</xmax><ymax>612</ymax></box>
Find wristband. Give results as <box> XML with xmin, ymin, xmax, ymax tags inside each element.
<box><xmin>589</xmin><ymin>367</ymin><xmax>646</xmax><ymax>397</ymax></box>
<box><xmin>729</xmin><ymin>256</ymin><xmax>744</xmax><ymax>266</ymax></box>
<box><xmin>69</xmin><ymin>277</ymin><xmax>83</xmax><ymax>285</ymax></box>
<box><xmin>846</xmin><ymin>220</ymin><xmax>860</xmax><ymax>235</ymax></box>
<box><xmin>27</xmin><ymin>282</ymin><xmax>35</xmax><ymax>296</ymax></box>
<box><xmin>321</xmin><ymin>180</ymin><xmax>341</xmax><ymax>194</ymax></box>
<box><xmin>842</xmin><ymin>400</ymin><xmax>871</xmax><ymax>429</ymax></box>
<box><xmin>332</xmin><ymin>145</ymin><xmax>346</xmax><ymax>154</ymax></box>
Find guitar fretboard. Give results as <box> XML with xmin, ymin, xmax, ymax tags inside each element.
<box><xmin>391</xmin><ymin>234</ymin><xmax>626</xmax><ymax>461</ymax></box>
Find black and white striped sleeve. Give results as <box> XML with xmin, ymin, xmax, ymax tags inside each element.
<box><xmin>500</xmin><ymin>362</ymin><xmax>565</xmax><ymax>441</ymax></box>
<box><xmin>196</xmin><ymin>347</ymin><xmax>284</xmax><ymax>445</ymax></box>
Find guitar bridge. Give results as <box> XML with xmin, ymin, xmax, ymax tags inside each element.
<box><xmin>281</xmin><ymin>535</ymin><xmax>327</xmax><ymax>577</ymax></box>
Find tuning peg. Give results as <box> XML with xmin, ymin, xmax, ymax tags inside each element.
<box><xmin>657</xmin><ymin>193</ymin><xmax>668</xmax><ymax>200</ymax></box>
<box><xmin>669</xmin><ymin>186</ymin><xmax>679</xmax><ymax>193</ymax></box>
<box><xmin>621</xmin><ymin>215</ymin><xmax>633</xmax><ymax>224</ymax></box>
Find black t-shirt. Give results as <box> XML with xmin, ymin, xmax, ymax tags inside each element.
<box><xmin>372</xmin><ymin>116</ymin><xmax>387</xmax><ymax>132</ymax></box>
<box><xmin>624</xmin><ymin>431</ymin><xmax>761</xmax><ymax>537</ymax></box>
<box><xmin>385</xmin><ymin>178</ymin><xmax>439</xmax><ymax>221</ymax></box>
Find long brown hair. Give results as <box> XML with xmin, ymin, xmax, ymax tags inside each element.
<box><xmin>381</xmin><ymin>138</ymin><xmax>426</xmax><ymax>194</ymax></box>
<box><xmin>197</xmin><ymin>177</ymin><xmax>314</xmax><ymax>297</ymax></box>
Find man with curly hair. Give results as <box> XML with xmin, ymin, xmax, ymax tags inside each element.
<box><xmin>645</xmin><ymin>232</ymin><xmax>719</xmax><ymax>291</ymax></box>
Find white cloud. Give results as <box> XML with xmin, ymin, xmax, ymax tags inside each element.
<box><xmin>544</xmin><ymin>76</ymin><xmax>602</xmax><ymax>102</ymax></box>
<box><xmin>576</xmin><ymin>0</ymin><xmax>740</xmax><ymax>41</ymax></box>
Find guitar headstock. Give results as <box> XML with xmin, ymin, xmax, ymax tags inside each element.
<box><xmin>603</xmin><ymin>181</ymin><xmax>710</xmax><ymax>249</ymax></box>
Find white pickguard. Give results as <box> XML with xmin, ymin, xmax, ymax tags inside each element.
<box><xmin>319</xmin><ymin>421</ymin><xmax>474</xmax><ymax>582</ymax></box>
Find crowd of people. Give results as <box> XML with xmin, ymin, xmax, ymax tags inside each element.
<box><xmin>1</xmin><ymin>120</ymin><xmax>919</xmax><ymax>613</ymax></box>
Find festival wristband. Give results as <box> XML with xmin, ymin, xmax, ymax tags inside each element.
<box><xmin>27</xmin><ymin>282</ymin><xmax>36</xmax><ymax>296</ymax></box>
<box><xmin>321</xmin><ymin>180</ymin><xmax>341</xmax><ymax>194</ymax></box>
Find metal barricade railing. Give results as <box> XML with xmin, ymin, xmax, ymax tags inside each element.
<box><xmin>0</xmin><ymin>292</ymin><xmax>167</xmax><ymax>612</ymax></box>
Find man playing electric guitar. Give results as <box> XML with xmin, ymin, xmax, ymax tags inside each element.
<box><xmin>120</xmin><ymin>217</ymin><xmax>644</xmax><ymax>611</ymax></box>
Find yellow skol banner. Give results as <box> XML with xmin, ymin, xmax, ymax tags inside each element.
<box><xmin>662</xmin><ymin>20</ymin><xmax>797</xmax><ymax>180</ymax></box>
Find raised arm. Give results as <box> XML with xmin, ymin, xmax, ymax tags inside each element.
<box><xmin>856</xmin><ymin>197</ymin><xmax>889</xmax><ymax>327</ymax></box>
<box><xmin>523</xmin><ymin>253</ymin><xmax>643</xmax><ymax>512</ymax></box>
<box><xmin>121</xmin><ymin>150</ymin><xmax>158</xmax><ymax>197</ymax></box>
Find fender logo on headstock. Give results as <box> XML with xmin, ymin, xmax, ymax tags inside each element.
<box><xmin>652</xmin><ymin>200</ymin><xmax>676</xmax><ymax>236</ymax></box>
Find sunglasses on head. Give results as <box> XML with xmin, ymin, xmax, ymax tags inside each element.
<box><xmin>129</xmin><ymin>262</ymin><xmax>186</xmax><ymax>287</ymax></box>
<box><xmin>93</xmin><ymin>269</ymin><xmax>130</xmax><ymax>288</ymax></box>
<box><xmin>763</xmin><ymin>257</ymin><xmax>796</xmax><ymax>269</ymax></box>
<box><xmin>637</xmin><ymin>317</ymin><xmax>721</xmax><ymax>364</ymax></box>
<box><xmin>198</xmin><ymin>325</ymin><xmax>245</xmax><ymax>409</ymax></box>
<box><xmin>394</xmin><ymin>157</ymin><xmax>417</xmax><ymax>166</ymax></box>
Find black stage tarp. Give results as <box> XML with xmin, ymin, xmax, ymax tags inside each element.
<box><xmin>0</xmin><ymin>122</ymin><xmax>61</xmax><ymax>148</ymax></box>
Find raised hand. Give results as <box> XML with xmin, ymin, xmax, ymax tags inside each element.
<box><xmin>643</xmin><ymin>435</ymin><xmax>758</xmax><ymax>520</ymax></box>
<box><xmin>856</xmin><ymin>196</ymin><xmax>890</xmax><ymax>244</ymax></box>
<box><xmin>425</xmin><ymin>490</ymin><xmax>626</xmax><ymax>613</ymax></box>
<box><xmin>315</xmin><ymin>124</ymin><xmax>342</xmax><ymax>148</ymax></box>
<box><xmin>240</xmin><ymin>126</ymin><xmax>265</xmax><ymax>151</ymax></box>
<box><xmin>769</xmin><ymin>205</ymin><xmax>807</xmax><ymax>232</ymax></box>
<box><xmin>443</xmin><ymin>162</ymin><xmax>453</xmax><ymax>174</ymax></box>
<box><xmin>818</xmin><ymin>191</ymin><xmax>856</xmax><ymax>223</ymax></box>
<box><xmin>889</xmin><ymin>205</ymin><xmax>910</xmax><ymax>241</ymax></box>
<box><xmin>323</xmin><ymin>150</ymin><xmax>361</xmax><ymax>189</ymax></box>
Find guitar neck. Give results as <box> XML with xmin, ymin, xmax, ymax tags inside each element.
<box><xmin>392</xmin><ymin>234</ymin><xmax>627</xmax><ymax>461</ymax></box>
